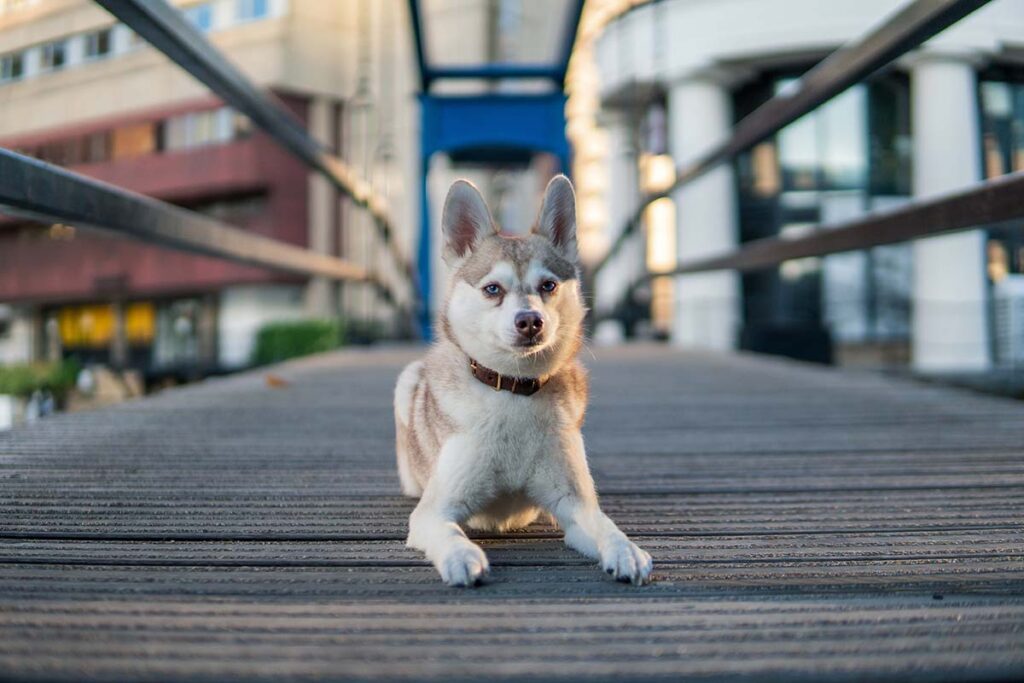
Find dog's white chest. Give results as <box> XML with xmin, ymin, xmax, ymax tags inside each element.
<box><xmin>467</xmin><ymin>395</ymin><xmax>560</xmax><ymax>488</ymax></box>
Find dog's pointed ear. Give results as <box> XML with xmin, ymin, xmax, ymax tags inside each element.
<box><xmin>533</xmin><ymin>175</ymin><xmax>577</xmax><ymax>261</ymax></box>
<box><xmin>442</xmin><ymin>180</ymin><xmax>496</xmax><ymax>265</ymax></box>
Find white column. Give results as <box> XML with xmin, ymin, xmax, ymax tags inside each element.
<box><xmin>594</xmin><ymin>111</ymin><xmax>638</xmax><ymax>345</ymax></box>
<box><xmin>668</xmin><ymin>76</ymin><xmax>740</xmax><ymax>351</ymax></box>
<box><xmin>910</xmin><ymin>53</ymin><xmax>990</xmax><ymax>372</ymax></box>
<box><xmin>304</xmin><ymin>97</ymin><xmax>334</xmax><ymax>317</ymax></box>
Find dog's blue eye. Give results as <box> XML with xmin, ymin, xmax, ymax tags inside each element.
<box><xmin>482</xmin><ymin>283</ymin><xmax>503</xmax><ymax>296</ymax></box>
<box><xmin>539</xmin><ymin>280</ymin><xmax>558</xmax><ymax>293</ymax></box>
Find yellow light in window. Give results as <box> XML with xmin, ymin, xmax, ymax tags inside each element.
<box><xmin>644</xmin><ymin>197</ymin><xmax>676</xmax><ymax>334</ymax></box>
<box><xmin>644</xmin><ymin>198</ymin><xmax>676</xmax><ymax>272</ymax></box>
<box><xmin>988</xmin><ymin>240</ymin><xmax>1009</xmax><ymax>282</ymax></box>
<box><xmin>752</xmin><ymin>143</ymin><xmax>780</xmax><ymax>196</ymax></box>
<box><xmin>58</xmin><ymin>304</ymin><xmax>114</xmax><ymax>349</ymax></box>
<box><xmin>640</xmin><ymin>154</ymin><xmax>676</xmax><ymax>194</ymax></box>
<box><xmin>125</xmin><ymin>302</ymin><xmax>155</xmax><ymax>344</ymax></box>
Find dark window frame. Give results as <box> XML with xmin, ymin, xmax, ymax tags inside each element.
<box><xmin>84</xmin><ymin>28</ymin><xmax>113</xmax><ymax>61</ymax></box>
<box><xmin>732</xmin><ymin>64</ymin><xmax>913</xmax><ymax>348</ymax></box>
<box><xmin>978</xmin><ymin>64</ymin><xmax>1024</xmax><ymax>276</ymax></box>
<box><xmin>39</xmin><ymin>40</ymin><xmax>67</xmax><ymax>71</ymax></box>
<box><xmin>0</xmin><ymin>51</ymin><xmax>24</xmax><ymax>82</ymax></box>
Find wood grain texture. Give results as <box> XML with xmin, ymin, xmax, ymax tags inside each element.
<box><xmin>1</xmin><ymin>344</ymin><xmax>1023</xmax><ymax>682</ymax></box>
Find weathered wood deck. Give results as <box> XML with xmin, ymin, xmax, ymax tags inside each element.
<box><xmin>1</xmin><ymin>344</ymin><xmax>1023</xmax><ymax>681</ymax></box>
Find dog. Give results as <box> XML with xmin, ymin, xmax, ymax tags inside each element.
<box><xmin>394</xmin><ymin>175</ymin><xmax>652</xmax><ymax>587</ymax></box>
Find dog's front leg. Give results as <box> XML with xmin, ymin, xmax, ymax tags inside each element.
<box><xmin>533</xmin><ymin>432</ymin><xmax>653</xmax><ymax>585</ymax></box>
<box><xmin>406</xmin><ymin>435</ymin><xmax>490</xmax><ymax>587</ymax></box>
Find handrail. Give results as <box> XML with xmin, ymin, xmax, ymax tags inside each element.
<box><xmin>0</xmin><ymin>149</ymin><xmax>396</xmax><ymax>300</ymax></box>
<box><xmin>591</xmin><ymin>0</ymin><xmax>992</xmax><ymax>277</ymax></box>
<box><xmin>95</xmin><ymin>0</ymin><xmax>416</xmax><ymax>296</ymax></box>
<box><xmin>598</xmin><ymin>170</ymin><xmax>1024</xmax><ymax>320</ymax></box>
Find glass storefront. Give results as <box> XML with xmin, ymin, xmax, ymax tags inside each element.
<box><xmin>734</xmin><ymin>70</ymin><xmax>912</xmax><ymax>362</ymax></box>
<box><xmin>980</xmin><ymin>71</ymin><xmax>1024</xmax><ymax>279</ymax></box>
<box><xmin>46</xmin><ymin>298</ymin><xmax>207</xmax><ymax>374</ymax></box>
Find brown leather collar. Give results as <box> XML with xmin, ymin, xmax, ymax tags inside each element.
<box><xmin>469</xmin><ymin>359</ymin><xmax>545</xmax><ymax>396</ymax></box>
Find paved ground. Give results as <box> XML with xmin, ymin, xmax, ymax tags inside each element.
<box><xmin>1</xmin><ymin>344</ymin><xmax>1023</xmax><ymax>681</ymax></box>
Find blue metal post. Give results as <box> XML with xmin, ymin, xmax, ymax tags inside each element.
<box><xmin>417</xmin><ymin>153</ymin><xmax>433</xmax><ymax>340</ymax></box>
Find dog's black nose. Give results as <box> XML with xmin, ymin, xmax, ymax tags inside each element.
<box><xmin>514</xmin><ymin>311</ymin><xmax>544</xmax><ymax>340</ymax></box>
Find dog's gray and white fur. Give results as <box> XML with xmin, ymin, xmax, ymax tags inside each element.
<box><xmin>394</xmin><ymin>175</ymin><xmax>652</xmax><ymax>587</ymax></box>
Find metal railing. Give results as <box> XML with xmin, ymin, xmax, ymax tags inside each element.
<box><xmin>590</xmin><ymin>0</ymin><xmax>1000</xmax><ymax>300</ymax></box>
<box><xmin>0</xmin><ymin>0</ymin><xmax>413</xmax><ymax>314</ymax></box>
<box><xmin>0</xmin><ymin>149</ymin><xmax>378</xmax><ymax>286</ymax></box>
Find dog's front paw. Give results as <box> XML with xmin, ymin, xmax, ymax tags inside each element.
<box><xmin>436</xmin><ymin>540</ymin><xmax>490</xmax><ymax>587</ymax></box>
<box><xmin>601</xmin><ymin>538</ymin><xmax>653</xmax><ymax>585</ymax></box>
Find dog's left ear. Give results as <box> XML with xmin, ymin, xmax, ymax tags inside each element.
<box><xmin>533</xmin><ymin>175</ymin><xmax>578</xmax><ymax>262</ymax></box>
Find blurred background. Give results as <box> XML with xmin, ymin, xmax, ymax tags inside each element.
<box><xmin>1</xmin><ymin>0</ymin><xmax>1023</xmax><ymax>427</ymax></box>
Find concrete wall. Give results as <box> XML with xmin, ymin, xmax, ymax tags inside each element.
<box><xmin>0</xmin><ymin>305</ymin><xmax>33</xmax><ymax>365</ymax></box>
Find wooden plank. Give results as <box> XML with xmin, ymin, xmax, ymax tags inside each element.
<box><xmin>3</xmin><ymin>489</ymin><xmax>1023</xmax><ymax>537</ymax></box>
<box><xmin>1</xmin><ymin>560</ymin><xmax>1023</xmax><ymax>600</ymax></box>
<box><xmin>2</xmin><ymin>528</ymin><xmax>1023</xmax><ymax>565</ymax></box>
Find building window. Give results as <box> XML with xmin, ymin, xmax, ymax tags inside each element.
<box><xmin>163</xmin><ymin>107</ymin><xmax>252</xmax><ymax>151</ymax></box>
<box><xmin>189</xmin><ymin>194</ymin><xmax>268</xmax><ymax>224</ymax></box>
<box><xmin>980</xmin><ymin>71</ymin><xmax>1024</xmax><ymax>277</ymax></box>
<box><xmin>184</xmin><ymin>3</ymin><xmax>214</xmax><ymax>32</ymax></box>
<box><xmin>35</xmin><ymin>140</ymin><xmax>77</xmax><ymax>166</ymax></box>
<box><xmin>236</xmin><ymin>0</ymin><xmax>269</xmax><ymax>22</ymax></box>
<box><xmin>22</xmin><ymin>131</ymin><xmax>115</xmax><ymax>167</ymax></box>
<box><xmin>155</xmin><ymin>299</ymin><xmax>200</xmax><ymax>368</ymax></box>
<box><xmin>84</xmin><ymin>28</ymin><xmax>112</xmax><ymax>60</ymax></box>
<box><xmin>0</xmin><ymin>305</ymin><xmax>12</xmax><ymax>341</ymax></box>
<box><xmin>39</xmin><ymin>40</ymin><xmax>66</xmax><ymax>71</ymax></box>
<box><xmin>0</xmin><ymin>0</ymin><xmax>39</xmax><ymax>16</ymax></box>
<box><xmin>734</xmin><ymin>70</ymin><xmax>912</xmax><ymax>356</ymax></box>
<box><xmin>0</xmin><ymin>52</ymin><xmax>23</xmax><ymax>82</ymax></box>
<box><xmin>980</xmin><ymin>79</ymin><xmax>1024</xmax><ymax>179</ymax></box>
<box><xmin>111</xmin><ymin>123</ymin><xmax>158</xmax><ymax>159</ymax></box>
<box><xmin>82</xmin><ymin>132</ymin><xmax>112</xmax><ymax>164</ymax></box>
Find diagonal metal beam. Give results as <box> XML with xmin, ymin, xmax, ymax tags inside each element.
<box><xmin>555</xmin><ymin>0</ymin><xmax>586</xmax><ymax>86</ymax></box>
<box><xmin>0</xmin><ymin>148</ymin><xmax>380</xmax><ymax>287</ymax></box>
<box><xmin>406</xmin><ymin>0</ymin><xmax>430</xmax><ymax>90</ymax></box>
<box><xmin>592</xmin><ymin>0</ymin><xmax>993</xmax><ymax>276</ymax></box>
<box><xmin>94</xmin><ymin>0</ymin><xmax>415</xmax><ymax>289</ymax></box>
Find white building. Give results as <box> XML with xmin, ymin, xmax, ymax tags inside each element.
<box><xmin>591</xmin><ymin>0</ymin><xmax>1024</xmax><ymax>371</ymax></box>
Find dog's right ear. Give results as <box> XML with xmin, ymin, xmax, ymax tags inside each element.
<box><xmin>442</xmin><ymin>180</ymin><xmax>496</xmax><ymax>265</ymax></box>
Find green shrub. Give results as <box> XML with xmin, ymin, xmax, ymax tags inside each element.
<box><xmin>251</xmin><ymin>319</ymin><xmax>345</xmax><ymax>366</ymax></box>
<box><xmin>0</xmin><ymin>359</ymin><xmax>80</xmax><ymax>398</ymax></box>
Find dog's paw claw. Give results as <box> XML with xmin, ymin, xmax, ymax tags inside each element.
<box><xmin>438</xmin><ymin>542</ymin><xmax>490</xmax><ymax>588</ymax></box>
<box><xmin>601</xmin><ymin>539</ymin><xmax>653</xmax><ymax>586</ymax></box>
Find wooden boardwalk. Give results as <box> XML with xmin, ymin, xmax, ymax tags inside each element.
<box><xmin>1</xmin><ymin>344</ymin><xmax>1023</xmax><ymax>681</ymax></box>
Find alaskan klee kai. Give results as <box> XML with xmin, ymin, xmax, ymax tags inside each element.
<box><xmin>394</xmin><ymin>175</ymin><xmax>653</xmax><ymax>587</ymax></box>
